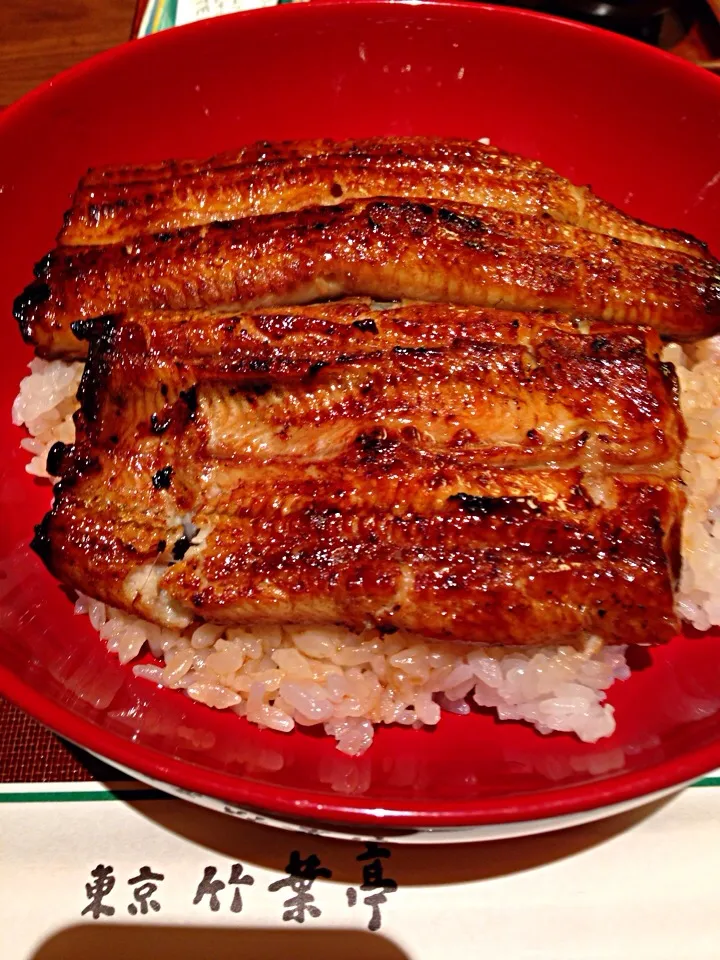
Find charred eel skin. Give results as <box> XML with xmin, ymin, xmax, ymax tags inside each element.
<box><xmin>34</xmin><ymin>302</ymin><xmax>684</xmax><ymax>646</ymax></box>
<box><xmin>62</xmin><ymin>135</ymin><xmax>708</xmax><ymax>256</ymax></box>
<box><xmin>16</xmin><ymin>197</ymin><xmax>720</xmax><ymax>358</ymax></box>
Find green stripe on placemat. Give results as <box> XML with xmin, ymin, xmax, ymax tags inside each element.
<box><xmin>692</xmin><ymin>776</ymin><xmax>720</xmax><ymax>787</ymax></box>
<box><xmin>1</xmin><ymin>778</ymin><xmax>719</xmax><ymax>803</ymax></box>
<box><xmin>0</xmin><ymin>787</ymin><xmax>163</xmax><ymax>803</ymax></box>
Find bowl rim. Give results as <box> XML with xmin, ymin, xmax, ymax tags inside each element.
<box><xmin>3</xmin><ymin>0</ymin><xmax>720</xmax><ymax>828</ymax></box>
<box><xmin>5</xmin><ymin>658</ymin><xmax>720</xmax><ymax>826</ymax></box>
<box><xmin>2</xmin><ymin>0</ymin><xmax>719</xmax><ymax>132</ymax></box>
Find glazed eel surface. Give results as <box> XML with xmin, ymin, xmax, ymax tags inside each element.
<box><xmin>17</xmin><ymin>196</ymin><xmax>720</xmax><ymax>359</ymax></box>
<box><xmin>61</xmin><ymin>135</ymin><xmax>707</xmax><ymax>257</ymax></box>
<box><xmin>33</xmin><ymin>301</ymin><xmax>684</xmax><ymax>646</ymax></box>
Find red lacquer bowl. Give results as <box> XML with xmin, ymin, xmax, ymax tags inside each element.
<box><xmin>2</xmin><ymin>1</ymin><xmax>720</xmax><ymax>841</ymax></box>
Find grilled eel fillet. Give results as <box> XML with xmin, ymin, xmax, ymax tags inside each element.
<box><xmin>61</xmin><ymin>135</ymin><xmax>706</xmax><ymax>256</ymax></box>
<box><xmin>33</xmin><ymin>301</ymin><xmax>684</xmax><ymax>646</ymax></box>
<box><xmin>16</xmin><ymin>197</ymin><xmax>720</xmax><ymax>360</ymax></box>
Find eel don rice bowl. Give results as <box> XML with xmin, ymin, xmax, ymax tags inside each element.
<box><xmin>11</xmin><ymin>136</ymin><xmax>720</xmax><ymax>756</ymax></box>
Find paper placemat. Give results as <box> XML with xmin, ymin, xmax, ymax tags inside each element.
<box><xmin>3</xmin><ymin>693</ymin><xmax>720</xmax><ymax>959</ymax></box>
<box><xmin>2</xmin><ymin>779</ymin><xmax>720</xmax><ymax>960</ymax></box>
<box><xmin>137</xmin><ymin>0</ymin><xmax>307</xmax><ymax>36</ymax></box>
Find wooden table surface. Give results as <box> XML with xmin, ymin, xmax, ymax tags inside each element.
<box><xmin>0</xmin><ymin>0</ymin><xmax>136</xmax><ymax>107</ymax></box>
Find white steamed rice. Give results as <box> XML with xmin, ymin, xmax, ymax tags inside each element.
<box><xmin>12</xmin><ymin>336</ymin><xmax>720</xmax><ymax>754</ymax></box>
<box><xmin>12</xmin><ymin>358</ymin><xmax>83</xmax><ymax>476</ymax></box>
<box><xmin>662</xmin><ymin>337</ymin><xmax>720</xmax><ymax>630</ymax></box>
